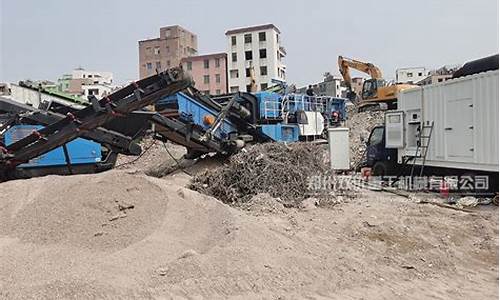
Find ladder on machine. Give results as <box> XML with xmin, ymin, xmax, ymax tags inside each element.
<box><xmin>410</xmin><ymin>121</ymin><xmax>435</xmax><ymax>178</ymax></box>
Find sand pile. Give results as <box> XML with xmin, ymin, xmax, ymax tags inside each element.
<box><xmin>0</xmin><ymin>170</ymin><xmax>497</xmax><ymax>299</ymax></box>
<box><xmin>0</xmin><ymin>171</ymin><xmax>169</xmax><ymax>251</ymax></box>
<box><xmin>345</xmin><ymin>105</ymin><xmax>384</xmax><ymax>168</ymax></box>
<box><xmin>190</xmin><ymin>142</ymin><xmax>329</xmax><ymax>207</ymax></box>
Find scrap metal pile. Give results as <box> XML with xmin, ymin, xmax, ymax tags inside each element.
<box><xmin>190</xmin><ymin>142</ymin><xmax>330</xmax><ymax>207</ymax></box>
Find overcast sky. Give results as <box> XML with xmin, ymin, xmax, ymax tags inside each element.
<box><xmin>1</xmin><ymin>0</ymin><xmax>498</xmax><ymax>86</ymax></box>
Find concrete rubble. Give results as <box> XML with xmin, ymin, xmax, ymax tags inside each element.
<box><xmin>345</xmin><ymin>105</ymin><xmax>385</xmax><ymax>168</ymax></box>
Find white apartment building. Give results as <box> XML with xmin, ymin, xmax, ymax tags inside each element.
<box><xmin>68</xmin><ymin>68</ymin><xmax>115</xmax><ymax>100</ymax></box>
<box><xmin>71</xmin><ymin>68</ymin><xmax>113</xmax><ymax>85</ymax></box>
<box><xmin>395</xmin><ymin>67</ymin><xmax>428</xmax><ymax>84</ymax></box>
<box><xmin>225</xmin><ymin>24</ymin><xmax>286</xmax><ymax>92</ymax></box>
<box><xmin>81</xmin><ymin>84</ymin><xmax>114</xmax><ymax>99</ymax></box>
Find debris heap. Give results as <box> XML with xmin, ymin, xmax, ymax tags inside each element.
<box><xmin>345</xmin><ymin>106</ymin><xmax>384</xmax><ymax>168</ymax></box>
<box><xmin>190</xmin><ymin>142</ymin><xmax>329</xmax><ymax>207</ymax></box>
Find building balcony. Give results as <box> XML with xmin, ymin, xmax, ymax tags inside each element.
<box><xmin>279</xmin><ymin>46</ymin><xmax>286</xmax><ymax>55</ymax></box>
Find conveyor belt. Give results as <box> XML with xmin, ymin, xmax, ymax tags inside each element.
<box><xmin>0</xmin><ymin>68</ymin><xmax>191</xmax><ymax>171</ymax></box>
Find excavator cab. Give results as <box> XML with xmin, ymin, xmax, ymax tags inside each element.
<box><xmin>361</xmin><ymin>78</ymin><xmax>386</xmax><ymax>100</ymax></box>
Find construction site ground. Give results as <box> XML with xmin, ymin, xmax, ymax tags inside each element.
<box><xmin>0</xmin><ymin>140</ymin><xmax>498</xmax><ymax>299</ymax></box>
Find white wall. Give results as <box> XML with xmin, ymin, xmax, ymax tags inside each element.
<box><xmin>396</xmin><ymin>67</ymin><xmax>427</xmax><ymax>84</ymax></box>
<box><xmin>9</xmin><ymin>84</ymin><xmax>85</xmax><ymax>109</ymax></box>
<box><xmin>72</xmin><ymin>69</ymin><xmax>113</xmax><ymax>85</ymax></box>
<box><xmin>81</xmin><ymin>84</ymin><xmax>114</xmax><ymax>99</ymax></box>
<box><xmin>226</xmin><ymin>27</ymin><xmax>286</xmax><ymax>92</ymax></box>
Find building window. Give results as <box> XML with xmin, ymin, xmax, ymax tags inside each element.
<box><xmin>232</xmin><ymin>52</ymin><xmax>237</xmax><ymax>62</ymax></box>
<box><xmin>259</xmin><ymin>49</ymin><xmax>267</xmax><ymax>59</ymax></box>
<box><xmin>244</xmin><ymin>33</ymin><xmax>252</xmax><ymax>43</ymax></box>
<box><xmin>260</xmin><ymin>83</ymin><xmax>268</xmax><ymax>90</ymax></box>
<box><xmin>259</xmin><ymin>32</ymin><xmax>266</xmax><ymax>42</ymax></box>
<box><xmin>203</xmin><ymin>75</ymin><xmax>210</xmax><ymax>84</ymax></box>
<box><xmin>186</xmin><ymin>61</ymin><xmax>192</xmax><ymax>70</ymax></box>
<box><xmin>167</xmin><ymin>60</ymin><xmax>171</xmax><ymax>67</ymax></box>
<box><xmin>166</xmin><ymin>46</ymin><xmax>170</xmax><ymax>53</ymax></box>
<box><xmin>215</xmin><ymin>58</ymin><xmax>220</xmax><ymax>68</ymax></box>
<box><xmin>154</xmin><ymin>47</ymin><xmax>160</xmax><ymax>55</ymax></box>
<box><xmin>246</xmin><ymin>84</ymin><xmax>253</xmax><ymax>92</ymax></box>
<box><xmin>245</xmin><ymin>51</ymin><xmax>253</xmax><ymax>60</ymax></box>
<box><xmin>216</xmin><ymin>89</ymin><xmax>221</xmax><ymax>95</ymax></box>
<box><xmin>418</xmin><ymin>72</ymin><xmax>422</xmax><ymax>76</ymax></box>
<box><xmin>164</xmin><ymin>29</ymin><xmax>171</xmax><ymax>37</ymax></box>
<box><xmin>146</xmin><ymin>62</ymin><xmax>152</xmax><ymax>70</ymax></box>
<box><xmin>260</xmin><ymin>66</ymin><xmax>267</xmax><ymax>76</ymax></box>
<box><xmin>231</xmin><ymin>36</ymin><xmax>237</xmax><ymax>46</ymax></box>
<box><xmin>156</xmin><ymin>61</ymin><xmax>161</xmax><ymax>69</ymax></box>
<box><xmin>230</xmin><ymin>86</ymin><xmax>239</xmax><ymax>93</ymax></box>
<box><xmin>215</xmin><ymin>74</ymin><xmax>221</xmax><ymax>83</ymax></box>
<box><xmin>245</xmin><ymin>68</ymin><xmax>251</xmax><ymax>77</ymax></box>
<box><xmin>202</xmin><ymin>90</ymin><xmax>210</xmax><ymax>95</ymax></box>
<box><xmin>204</xmin><ymin>59</ymin><xmax>209</xmax><ymax>69</ymax></box>
<box><xmin>230</xmin><ymin>69</ymin><xmax>239</xmax><ymax>79</ymax></box>
<box><xmin>407</xmin><ymin>72</ymin><xmax>413</xmax><ymax>77</ymax></box>
<box><xmin>438</xmin><ymin>78</ymin><xmax>443</xmax><ymax>82</ymax></box>
<box><xmin>88</xmin><ymin>88</ymin><xmax>99</xmax><ymax>96</ymax></box>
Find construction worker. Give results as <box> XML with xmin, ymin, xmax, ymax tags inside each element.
<box><xmin>306</xmin><ymin>85</ymin><xmax>315</xmax><ymax>96</ymax></box>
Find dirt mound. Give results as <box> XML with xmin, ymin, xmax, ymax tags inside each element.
<box><xmin>346</xmin><ymin>105</ymin><xmax>384</xmax><ymax>168</ymax></box>
<box><xmin>190</xmin><ymin>142</ymin><xmax>329</xmax><ymax>207</ymax></box>
<box><xmin>0</xmin><ymin>171</ymin><xmax>497</xmax><ymax>299</ymax></box>
<box><xmin>0</xmin><ymin>171</ymin><xmax>168</xmax><ymax>251</ymax></box>
<box><xmin>240</xmin><ymin>193</ymin><xmax>286</xmax><ymax>215</ymax></box>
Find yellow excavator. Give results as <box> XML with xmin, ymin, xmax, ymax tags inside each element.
<box><xmin>338</xmin><ymin>56</ymin><xmax>417</xmax><ymax>111</ymax></box>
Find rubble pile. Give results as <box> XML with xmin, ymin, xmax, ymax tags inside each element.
<box><xmin>345</xmin><ymin>106</ymin><xmax>384</xmax><ymax>168</ymax></box>
<box><xmin>116</xmin><ymin>136</ymin><xmax>186</xmax><ymax>174</ymax></box>
<box><xmin>190</xmin><ymin>142</ymin><xmax>329</xmax><ymax>207</ymax></box>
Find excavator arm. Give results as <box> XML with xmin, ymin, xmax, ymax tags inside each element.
<box><xmin>338</xmin><ymin>56</ymin><xmax>383</xmax><ymax>91</ymax></box>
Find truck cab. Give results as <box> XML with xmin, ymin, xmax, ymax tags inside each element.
<box><xmin>361</xmin><ymin>125</ymin><xmax>397</xmax><ymax>176</ymax></box>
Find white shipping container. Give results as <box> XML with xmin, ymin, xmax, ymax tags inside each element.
<box><xmin>386</xmin><ymin>70</ymin><xmax>498</xmax><ymax>172</ymax></box>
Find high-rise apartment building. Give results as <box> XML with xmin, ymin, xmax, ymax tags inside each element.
<box><xmin>225</xmin><ymin>24</ymin><xmax>286</xmax><ymax>92</ymax></box>
<box><xmin>138</xmin><ymin>25</ymin><xmax>198</xmax><ymax>79</ymax></box>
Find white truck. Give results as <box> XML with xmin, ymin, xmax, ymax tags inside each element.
<box><xmin>362</xmin><ymin>55</ymin><xmax>499</xmax><ymax>193</ymax></box>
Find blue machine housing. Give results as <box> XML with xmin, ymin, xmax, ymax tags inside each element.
<box><xmin>157</xmin><ymin>92</ymin><xmax>239</xmax><ymax>141</ymax></box>
<box><xmin>258</xmin><ymin>124</ymin><xmax>298</xmax><ymax>142</ymax></box>
<box><xmin>253</xmin><ymin>91</ymin><xmax>347</xmax><ymax>142</ymax></box>
<box><xmin>254</xmin><ymin>91</ymin><xmax>282</xmax><ymax>120</ymax></box>
<box><xmin>4</xmin><ymin>125</ymin><xmax>102</xmax><ymax>168</ymax></box>
<box><xmin>155</xmin><ymin>91</ymin><xmax>347</xmax><ymax>146</ymax></box>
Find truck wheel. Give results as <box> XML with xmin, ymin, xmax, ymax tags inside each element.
<box><xmin>372</xmin><ymin>162</ymin><xmax>387</xmax><ymax>176</ymax></box>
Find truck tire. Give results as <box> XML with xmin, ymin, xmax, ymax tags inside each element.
<box><xmin>372</xmin><ymin>161</ymin><xmax>388</xmax><ymax>176</ymax></box>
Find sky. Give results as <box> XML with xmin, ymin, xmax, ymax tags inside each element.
<box><xmin>1</xmin><ymin>0</ymin><xmax>498</xmax><ymax>86</ymax></box>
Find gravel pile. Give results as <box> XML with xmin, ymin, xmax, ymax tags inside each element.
<box><xmin>345</xmin><ymin>106</ymin><xmax>384</xmax><ymax>168</ymax></box>
<box><xmin>190</xmin><ymin>142</ymin><xmax>329</xmax><ymax>207</ymax></box>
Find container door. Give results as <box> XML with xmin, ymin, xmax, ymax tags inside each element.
<box><xmin>445</xmin><ymin>98</ymin><xmax>473</xmax><ymax>159</ymax></box>
<box><xmin>385</xmin><ymin>111</ymin><xmax>404</xmax><ymax>148</ymax></box>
